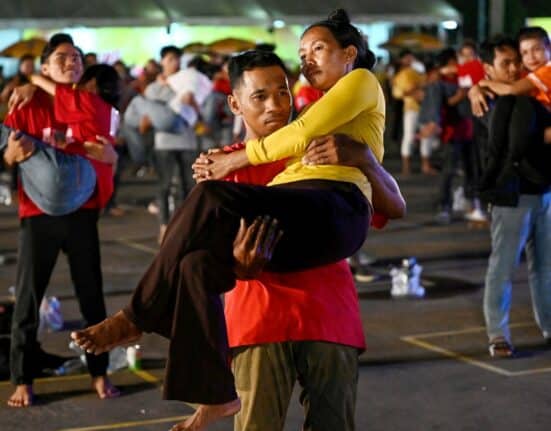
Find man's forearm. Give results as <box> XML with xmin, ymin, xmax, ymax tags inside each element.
<box><xmin>359</xmin><ymin>154</ymin><xmax>406</xmax><ymax>219</ymax></box>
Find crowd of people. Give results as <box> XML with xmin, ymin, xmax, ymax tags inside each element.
<box><xmin>386</xmin><ymin>27</ymin><xmax>551</xmax><ymax>359</ymax></box>
<box><xmin>0</xmin><ymin>7</ymin><xmax>550</xmax><ymax>431</ymax></box>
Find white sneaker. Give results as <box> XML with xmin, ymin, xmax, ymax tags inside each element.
<box><xmin>465</xmin><ymin>208</ymin><xmax>487</xmax><ymax>222</ymax></box>
<box><xmin>147</xmin><ymin>201</ymin><xmax>159</xmax><ymax>215</ymax></box>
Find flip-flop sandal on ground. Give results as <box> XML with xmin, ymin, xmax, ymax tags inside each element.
<box><xmin>489</xmin><ymin>338</ymin><xmax>515</xmax><ymax>358</ymax></box>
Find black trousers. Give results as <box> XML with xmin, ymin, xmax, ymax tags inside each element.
<box><xmin>154</xmin><ymin>149</ymin><xmax>198</xmax><ymax>225</ymax></box>
<box><xmin>437</xmin><ymin>138</ymin><xmax>477</xmax><ymax>209</ymax></box>
<box><xmin>10</xmin><ymin>209</ymin><xmax>108</xmax><ymax>385</ymax></box>
<box><xmin>123</xmin><ymin>179</ymin><xmax>370</xmax><ymax>404</ymax></box>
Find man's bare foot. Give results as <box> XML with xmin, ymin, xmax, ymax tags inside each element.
<box><xmin>71</xmin><ymin>310</ymin><xmax>142</xmax><ymax>355</ymax></box>
<box><xmin>170</xmin><ymin>399</ymin><xmax>241</xmax><ymax>431</ymax></box>
<box><xmin>7</xmin><ymin>385</ymin><xmax>34</xmax><ymax>408</ymax></box>
<box><xmin>139</xmin><ymin>115</ymin><xmax>152</xmax><ymax>134</ymax></box>
<box><xmin>92</xmin><ymin>376</ymin><xmax>121</xmax><ymax>399</ymax></box>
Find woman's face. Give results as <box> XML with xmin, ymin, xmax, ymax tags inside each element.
<box><xmin>299</xmin><ymin>26</ymin><xmax>356</xmax><ymax>91</ymax></box>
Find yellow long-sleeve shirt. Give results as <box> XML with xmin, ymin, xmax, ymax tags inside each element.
<box><xmin>245</xmin><ymin>68</ymin><xmax>385</xmax><ymax>202</ymax></box>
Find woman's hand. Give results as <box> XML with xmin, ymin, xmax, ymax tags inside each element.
<box><xmin>8</xmin><ymin>84</ymin><xmax>37</xmax><ymax>113</ymax></box>
<box><xmin>233</xmin><ymin>216</ymin><xmax>283</xmax><ymax>280</ymax></box>
<box><xmin>192</xmin><ymin>148</ymin><xmax>249</xmax><ymax>181</ymax></box>
<box><xmin>83</xmin><ymin>136</ymin><xmax>118</xmax><ymax>165</ymax></box>
<box><xmin>192</xmin><ymin>148</ymin><xmax>222</xmax><ymax>183</ymax></box>
<box><xmin>302</xmin><ymin>134</ymin><xmax>374</xmax><ymax>168</ymax></box>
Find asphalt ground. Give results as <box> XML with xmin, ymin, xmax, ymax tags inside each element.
<box><xmin>1</xmin><ymin>161</ymin><xmax>550</xmax><ymax>431</ymax></box>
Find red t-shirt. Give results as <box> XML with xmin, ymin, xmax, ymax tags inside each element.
<box><xmin>54</xmin><ymin>85</ymin><xmax>115</xmax><ymax>210</ymax></box>
<box><xmin>457</xmin><ymin>60</ymin><xmax>485</xmax><ymax>88</ymax></box>
<box><xmin>294</xmin><ymin>85</ymin><xmax>323</xmax><ymax>112</ymax></box>
<box><xmin>223</xmin><ymin>143</ymin><xmax>366</xmax><ymax>351</ymax></box>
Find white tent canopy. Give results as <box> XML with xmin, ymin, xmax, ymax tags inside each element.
<box><xmin>0</xmin><ymin>0</ymin><xmax>461</xmax><ymax>28</ymax></box>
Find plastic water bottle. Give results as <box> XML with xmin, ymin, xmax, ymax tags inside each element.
<box><xmin>0</xmin><ymin>184</ymin><xmax>11</xmax><ymax>206</ymax></box>
<box><xmin>390</xmin><ymin>258</ymin><xmax>425</xmax><ymax>298</ymax></box>
<box><xmin>39</xmin><ymin>297</ymin><xmax>64</xmax><ymax>332</ymax></box>
<box><xmin>126</xmin><ymin>345</ymin><xmax>143</xmax><ymax>371</ymax></box>
<box><xmin>108</xmin><ymin>347</ymin><xmax>129</xmax><ymax>373</ymax></box>
<box><xmin>69</xmin><ymin>340</ymin><xmax>87</xmax><ymax>367</ymax></box>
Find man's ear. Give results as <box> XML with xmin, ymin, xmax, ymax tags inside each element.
<box><xmin>40</xmin><ymin>63</ymin><xmax>49</xmax><ymax>77</ymax></box>
<box><xmin>227</xmin><ymin>93</ymin><xmax>241</xmax><ymax>116</ymax></box>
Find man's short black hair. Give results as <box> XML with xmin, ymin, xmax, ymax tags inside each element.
<box><xmin>228</xmin><ymin>50</ymin><xmax>287</xmax><ymax>90</ymax></box>
<box><xmin>435</xmin><ymin>48</ymin><xmax>457</xmax><ymax>68</ymax></box>
<box><xmin>479</xmin><ymin>35</ymin><xmax>518</xmax><ymax>65</ymax></box>
<box><xmin>160</xmin><ymin>45</ymin><xmax>182</xmax><ymax>59</ymax></box>
<box><xmin>40</xmin><ymin>33</ymin><xmax>75</xmax><ymax>64</ymax></box>
<box><xmin>517</xmin><ymin>26</ymin><xmax>550</xmax><ymax>48</ymax></box>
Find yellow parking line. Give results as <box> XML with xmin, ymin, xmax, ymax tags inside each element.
<box><xmin>510</xmin><ymin>367</ymin><xmax>551</xmax><ymax>377</ymax></box>
<box><xmin>130</xmin><ymin>369</ymin><xmax>160</xmax><ymax>384</ymax></box>
<box><xmin>1</xmin><ymin>368</ymin><xmax>160</xmax><ymax>387</ymax></box>
<box><xmin>58</xmin><ymin>415</ymin><xmax>188</xmax><ymax>431</ymax></box>
<box><xmin>402</xmin><ymin>321</ymin><xmax>534</xmax><ymax>339</ymax></box>
<box><xmin>401</xmin><ymin>336</ymin><xmax>513</xmax><ymax>376</ymax></box>
<box><xmin>0</xmin><ymin>372</ymin><xmax>90</xmax><ymax>387</ymax></box>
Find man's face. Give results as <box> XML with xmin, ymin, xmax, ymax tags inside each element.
<box><xmin>160</xmin><ymin>52</ymin><xmax>181</xmax><ymax>76</ymax></box>
<box><xmin>519</xmin><ymin>37</ymin><xmax>550</xmax><ymax>72</ymax></box>
<box><xmin>41</xmin><ymin>43</ymin><xmax>83</xmax><ymax>84</ymax></box>
<box><xmin>485</xmin><ymin>46</ymin><xmax>521</xmax><ymax>83</ymax></box>
<box><xmin>228</xmin><ymin>65</ymin><xmax>291</xmax><ymax>139</ymax></box>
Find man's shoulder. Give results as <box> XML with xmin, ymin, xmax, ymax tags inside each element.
<box><xmin>4</xmin><ymin>89</ymin><xmax>52</xmax><ymax>126</ymax></box>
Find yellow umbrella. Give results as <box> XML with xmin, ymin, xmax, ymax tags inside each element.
<box><xmin>208</xmin><ymin>38</ymin><xmax>256</xmax><ymax>55</ymax></box>
<box><xmin>379</xmin><ymin>33</ymin><xmax>444</xmax><ymax>52</ymax></box>
<box><xmin>0</xmin><ymin>37</ymin><xmax>48</xmax><ymax>58</ymax></box>
<box><xmin>182</xmin><ymin>42</ymin><xmax>210</xmax><ymax>55</ymax></box>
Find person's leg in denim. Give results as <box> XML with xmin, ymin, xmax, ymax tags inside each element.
<box><xmin>1</xmin><ymin>124</ymin><xmax>96</xmax><ymax>215</ymax></box>
<box><xmin>524</xmin><ymin>192</ymin><xmax>551</xmax><ymax>339</ymax></box>
<box><xmin>124</xmin><ymin>95</ymin><xmax>185</xmax><ymax>133</ymax></box>
<box><xmin>484</xmin><ymin>199</ymin><xmax>533</xmax><ymax>343</ymax></box>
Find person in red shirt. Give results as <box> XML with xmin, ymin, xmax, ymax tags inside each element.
<box><xmin>189</xmin><ymin>50</ymin><xmax>405</xmax><ymax>431</ymax></box>
<box><xmin>2</xmin><ymin>33</ymin><xmax>119</xmax><ymax>408</ymax></box>
<box><xmin>1</xmin><ymin>64</ymin><xmax>120</xmax><ymax>215</ymax></box>
<box><xmin>73</xmin><ymin>12</ymin><xmax>403</xmax><ymax>430</ymax></box>
<box><xmin>29</xmin><ymin>63</ymin><xmax>120</xmax><ymax>210</ymax></box>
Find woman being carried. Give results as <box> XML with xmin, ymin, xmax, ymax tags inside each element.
<box><xmin>73</xmin><ymin>9</ymin><xmax>385</xmax><ymax>431</ymax></box>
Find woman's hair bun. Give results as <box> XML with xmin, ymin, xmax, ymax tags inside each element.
<box><xmin>327</xmin><ymin>9</ymin><xmax>351</xmax><ymax>25</ymax></box>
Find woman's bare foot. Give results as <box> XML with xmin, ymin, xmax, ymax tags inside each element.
<box><xmin>92</xmin><ymin>376</ymin><xmax>121</xmax><ymax>399</ymax></box>
<box><xmin>170</xmin><ymin>398</ymin><xmax>241</xmax><ymax>431</ymax></box>
<box><xmin>7</xmin><ymin>384</ymin><xmax>34</xmax><ymax>408</ymax></box>
<box><xmin>71</xmin><ymin>310</ymin><xmax>142</xmax><ymax>355</ymax></box>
